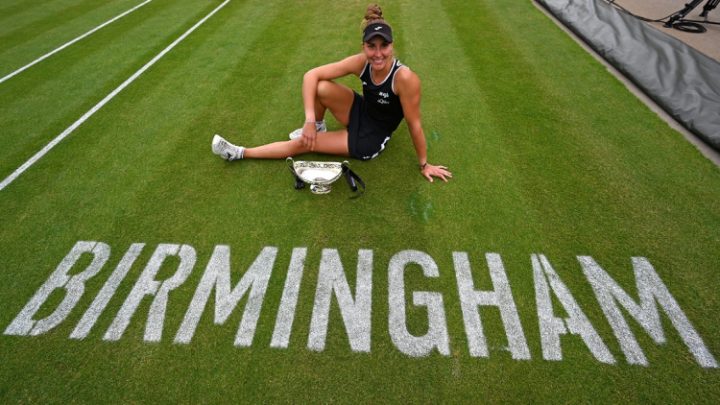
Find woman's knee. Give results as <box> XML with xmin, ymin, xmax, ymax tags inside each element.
<box><xmin>289</xmin><ymin>138</ymin><xmax>310</xmax><ymax>155</ymax></box>
<box><xmin>316</xmin><ymin>80</ymin><xmax>335</xmax><ymax>99</ymax></box>
<box><xmin>316</xmin><ymin>81</ymin><xmax>353</xmax><ymax>125</ymax></box>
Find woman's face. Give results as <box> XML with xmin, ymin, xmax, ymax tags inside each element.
<box><xmin>363</xmin><ymin>37</ymin><xmax>393</xmax><ymax>71</ymax></box>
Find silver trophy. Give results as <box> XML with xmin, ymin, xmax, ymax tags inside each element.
<box><xmin>287</xmin><ymin>158</ymin><xmax>347</xmax><ymax>195</ymax></box>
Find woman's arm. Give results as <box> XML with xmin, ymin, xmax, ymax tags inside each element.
<box><xmin>395</xmin><ymin>68</ymin><xmax>452</xmax><ymax>182</ymax></box>
<box><xmin>302</xmin><ymin>53</ymin><xmax>365</xmax><ymax>120</ymax></box>
<box><xmin>300</xmin><ymin>54</ymin><xmax>366</xmax><ymax>150</ymax></box>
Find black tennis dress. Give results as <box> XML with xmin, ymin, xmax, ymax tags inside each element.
<box><xmin>347</xmin><ymin>59</ymin><xmax>406</xmax><ymax>160</ymax></box>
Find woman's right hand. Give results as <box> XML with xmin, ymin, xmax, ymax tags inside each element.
<box><xmin>421</xmin><ymin>163</ymin><xmax>452</xmax><ymax>183</ymax></box>
<box><xmin>301</xmin><ymin>122</ymin><xmax>317</xmax><ymax>151</ymax></box>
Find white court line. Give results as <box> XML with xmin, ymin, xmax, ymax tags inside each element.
<box><xmin>0</xmin><ymin>0</ymin><xmax>153</xmax><ymax>85</ymax></box>
<box><xmin>0</xmin><ymin>0</ymin><xmax>232</xmax><ymax>192</ymax></box>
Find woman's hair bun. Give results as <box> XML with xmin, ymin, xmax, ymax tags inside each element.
<box><xmin>364</xmin><ymin>4</ymin><xmax>383</xmax><ymax>21</ymax></box>
<box><xmin>362</xmin><ymin>4</ymin><xmax>386</xmax><ymax>28</ymax></box>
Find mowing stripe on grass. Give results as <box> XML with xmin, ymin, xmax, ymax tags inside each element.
<box><xmin>0</xmin><ymin>0</ymin><xmax>153</xmax><ymax>85</ymax></box>
<box><xmin>0</xmin><ymin>0</ymin><xmax>231</xmax><ymax>192</ymax></box>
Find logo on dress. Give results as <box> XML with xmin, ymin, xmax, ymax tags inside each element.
<box><xmin>377</xmin><ymin>91</ymin><xmax>390</xmax><ymax>104</ymax></box>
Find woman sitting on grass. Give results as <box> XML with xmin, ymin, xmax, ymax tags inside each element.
<box><xmin>212</xmin><ymin>4</ymin><xmax>452</xmax><ymax>183</ymax></box>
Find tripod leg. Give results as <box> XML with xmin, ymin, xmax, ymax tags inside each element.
<box><xmin>700</xmin><ymin>0</ymin><xmax>719</xmax><ymax>17</ymax></box>
<box><xmin>665</xmin><ymin>0</ymin><xmax>705</xmax><ymax>27</ymax></box>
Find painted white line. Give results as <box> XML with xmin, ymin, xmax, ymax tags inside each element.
<box><xmin>0</xmin><ymin>0</ymin><xmax>154</xmax><ymax>85</ymax></box>
<box><xmin>0</xmin><ymin>0</ymin><xmax>231</xmax><ymax>192</ymax></box>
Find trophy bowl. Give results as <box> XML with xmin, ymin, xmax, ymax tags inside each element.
<box><xmin>287</xmin><ymin>158</ymin><xmax>347</xmax><ymax>194</ymax></box>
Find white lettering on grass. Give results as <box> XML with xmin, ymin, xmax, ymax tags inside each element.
<box><xmin>579</xmin><ymin>256</ymin><xmax>718</xmax><ymax>368</ymax></box>
<box><xmin>174</xmin><ymin>246</ymin><xmax>276</xmax><ymax>346</ymax></box>
<box><xmin>308</xmin><ymin>249</ymin><xmax>373</xmax><ymax>353</ymax></box>
<box><xmin>270</xmin><ymin>248</ymin><xmax>307</xmax><ymax>349</ymax></box>
<box><xmin>453</xmin><ymin>252</ymin><xmax>530</xmax><ymax>359</ymax></box>
<box><xmin>532</xmin><ymin>254</ymin><xmax>615</xmax><ymax>364</ymax></box>
<box><xmin>104</xmin><ymin>244</ymin><xmax>195</xmax><ymax>342</ymax></box>
<box><xmin>4</xmin><ymin>241</ymin><xmax>110</xmax><ymax>336</ymax></box>
<box><xmin>70</xmin><ymin>243</ymin><xmax>145</xmax><ymax>339</ymax></box>
<box><xmin>388</xmin><ymin>250</ymin><xmax>450</xmax><ymax>357</ymax></box>
<box><xmin>6</xmin><ymin>241</ymin><xmax>716</xmax><ymax>369</ymax></box>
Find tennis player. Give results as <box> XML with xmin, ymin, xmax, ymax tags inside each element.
<box><xmin>212</xmin><ymin>4</ymin><xmax>452</xmax><ymax>183</ymax></box>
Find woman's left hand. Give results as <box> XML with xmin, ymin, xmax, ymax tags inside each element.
<box><xmin>421</xmin><ymin>163</ymin><xmax>452</xmax><ymax>183</ymax></box>
<box><xmin>301</xmin><ymin>122</ymin><xmax>317</xmax><ymax>151</ymax></box>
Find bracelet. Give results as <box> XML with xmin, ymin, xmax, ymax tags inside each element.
<box><xmin>419</xmin><ymin>162</ymin><xmax>428</xmax><ymax>170</ymax></box>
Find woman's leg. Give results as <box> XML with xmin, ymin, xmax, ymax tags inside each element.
<box><xmin>243</xmin><ymin>130</ymin><xmax>350</xmax><ymax>159</ymax></box>
<box><xmin>245</xmin><ymin>79</ymin><xmax>355</xmax><ymax>158</ymax></box>
<box><xmin>213</xmin><ymin>80</ymin><xmax>355</xmax><ymax>161</ymax></box>
<box><xmin>314</xmin><ymin>80</ymin><xmax>354</xmax><ymax>125</ymax></box>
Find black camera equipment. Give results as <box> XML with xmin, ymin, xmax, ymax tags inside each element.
<box><xmin>701</xmin><ymin>0</ymin><xmax>720</xmax><ymax>17</ymax></box>
<box><xmin>664</xmin><ymin>0</ymin><xmax>719</xmax><ymax>33</ymax></box>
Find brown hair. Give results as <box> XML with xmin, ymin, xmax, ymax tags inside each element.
<box><xmin>361</xmin><ymin>4</ymin><xmax>390</xmax><ymax>30</ymax></box>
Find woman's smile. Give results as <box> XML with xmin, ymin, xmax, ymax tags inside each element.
<box><xmin>363</xmin><ymin>37</ymin><xmax>393</xmax><ymax>73</ymax></box>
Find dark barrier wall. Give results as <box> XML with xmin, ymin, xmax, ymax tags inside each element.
<box><xmin>535</xmin><ymin>0</ymin><xmax>720</xmax><ymax>152</ymax></box>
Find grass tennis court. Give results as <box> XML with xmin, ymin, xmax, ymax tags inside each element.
<box><xmin>1</xmin><ymin>0</ymin><xmax>719</xmax><ymax>402</ymax></box>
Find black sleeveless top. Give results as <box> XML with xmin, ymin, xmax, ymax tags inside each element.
<box><xmin>359</xmin><ymin>59</ymin><xmax>406</xmax><ymax>133</ymax></box>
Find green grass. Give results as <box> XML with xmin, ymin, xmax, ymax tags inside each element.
<box><xmin>1</xmin><ymin>0</ymin><xmax>719</xmax><ymax>402</ymax></box>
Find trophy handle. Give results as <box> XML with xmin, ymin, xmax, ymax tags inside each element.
<box><xmin>286</xmin><ymin>157</ymin><xmax>305</xmax><ymax>190</ymax></box>
<box><xmin>341</xmin><ymin>161</ymin><xmax>365</xmax><ymax>197</ymax></box>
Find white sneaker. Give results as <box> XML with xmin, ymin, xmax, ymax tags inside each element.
<box><xmin>212</xmin><ymin>134</ymin><xmax>245</xmax><ymax>161</ymax></box>
<box><xmin>289</xmin><ymin>120</ymin><xmax>327</xmax><ymax>140</ymax></box>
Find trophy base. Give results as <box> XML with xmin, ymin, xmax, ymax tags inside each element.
<box><xmin>310</xmin><ymin>184</ymin><xmax>332</xmax><ymax>194</ymax></box>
